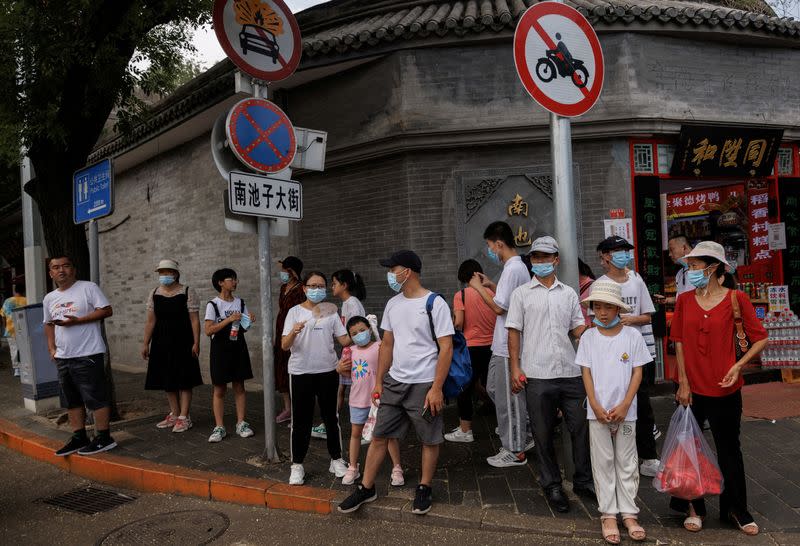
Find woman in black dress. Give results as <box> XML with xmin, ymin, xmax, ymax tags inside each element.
<box><xmin>142</xmin><ymin>259</ymin><xmax>202</xmax><ymax>433</ymax></box>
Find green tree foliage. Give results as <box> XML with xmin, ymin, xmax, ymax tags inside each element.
<box><xmin>0</xmin><ymin>0</ymin><xmax>211</xmax><ymax>275</ymax></box>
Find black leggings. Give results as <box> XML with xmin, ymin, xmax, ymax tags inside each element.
<box><xmin>456</xmin><ymin>345</ymin><xmax>492</xmax><ymax>421</ymax></box>
<box><xmin>290</xmin><ymin>370</ymin><xmax>341</xmax><ymax>464</ymax></box>
<box><xmin>669</xmin><ymin>390</ymin><xmax>752</xmax><ymax>524</ymax></box>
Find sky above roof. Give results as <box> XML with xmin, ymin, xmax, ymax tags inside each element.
<box><xmin>191</xmin><ymin>0</ymin><xmax>330</xmax><ymax>67</ymax></box>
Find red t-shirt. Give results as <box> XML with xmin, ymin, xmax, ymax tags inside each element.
<box><xmin>453</xmin><ymin>287</ymin><xmax>496</xmax><ymax>347</ymax></box>
<box><xmin>670</xmin><ymin>289</ymin><xmax>767</xmax><ymax>397</ymax></box>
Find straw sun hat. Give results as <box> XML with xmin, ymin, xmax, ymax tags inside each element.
<box><xmin>581</xmin><ymin>280</ymin><xmax>631</xmax><ymax>313</ymax></box>
<box><xmin>682</xmin><ymin>241</ymin><xmax>734</xmax><ymax>272</ymax></box>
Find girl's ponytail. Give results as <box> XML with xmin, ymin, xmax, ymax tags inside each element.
<box><xmin>352</xmin><ymin>272</ymin><xmax>367</xmax><ymax>301</ymax></box>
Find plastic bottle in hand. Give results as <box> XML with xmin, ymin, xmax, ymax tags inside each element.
<box><xmin>230</xmin><ymin>320</ymin><xmax>240</xmax><ymax>341</ymax></box>
<box><xmin>342</xmin><ymin>346</ymin><xmax>352</xmax><ymax>361</ymax></box>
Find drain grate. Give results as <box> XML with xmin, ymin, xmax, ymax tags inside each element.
<box><xmin>40</xmin><ymin>487</ymin><xmax>136</xmax><ymax>515</ymax></box>
<box><xmin>95</xmin><ymin>510</ymin><xmax>230</xmax><ymax>545</ymax></box>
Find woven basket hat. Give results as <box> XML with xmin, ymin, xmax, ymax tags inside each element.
<box><xmin>581</xmin><ymin>280</ymin><xmax>631</xmax><ymax>313</ymax></box>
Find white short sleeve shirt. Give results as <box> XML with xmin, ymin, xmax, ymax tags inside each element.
<box><xmin>491</xmin><ymin>256</ymin><xmax>531</xmax><ymax>358</ymax></box>
<box><xmin>42</xmin><ymin>281</ymin><xmax>110</xmax><ymax>359</ymax></box>
<box><xmin>282</xmin><ymin>304</ymin><xmax>347</xmax><ymax>374</ymax></box>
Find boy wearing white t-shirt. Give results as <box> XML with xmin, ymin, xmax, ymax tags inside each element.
<box><xmin>578</xmin><ymin>280</ymin><xmax>649</xmax><ymax>544</ymax></box>
<box><xmin>595</xmin><ymin>236</ymin><xmax>660</xmax><ymax>477</ymax></box>
<box><xmin>339</xmin><ymin>250</ymin><xmax>454</xmax><ymax>516</ymax></box>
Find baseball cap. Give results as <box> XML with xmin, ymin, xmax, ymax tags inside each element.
<box><xmin>379</xmin><ymin>250</ymin><xmax>422</xmax><ymax>273</ymax></box>
<box><xmin>278</xmin><ymin>256</ymin><xmax>303</xmax><ymax>277</ymax></box>
<box><xmin>529</xmin><ymin>236</ymin><xmax>559</xmax><ymax>254</ymax></box>
<box><xmin>597</xmin><ymin>236</ymin><xmax>634</xmax><ymax>252</ymax></box>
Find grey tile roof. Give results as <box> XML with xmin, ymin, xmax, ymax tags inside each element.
<box><xmin>299</xmin><ymin>0</ymin><xmax>799</xmax><ymax>57</ymax></box>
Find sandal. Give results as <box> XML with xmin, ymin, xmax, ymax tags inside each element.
<box><xmin>623</xmin><ymin>517</ymin><xmax>646</xmax><ymax>542</ymax></box>
<box><xmin>601</xmin><ymin>516</ymin><xmax>621</xmax><ymax>545</ymax></box>
<box><xmin>730</xmin><ymin>513</ymin><xmax>759</xmax><ymax>536</ymax></box>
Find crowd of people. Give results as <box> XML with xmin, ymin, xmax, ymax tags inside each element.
<box><xmin>31</xmin><ymin>218</ymin><xmax>767</xmax><ymax>543</ymax></box>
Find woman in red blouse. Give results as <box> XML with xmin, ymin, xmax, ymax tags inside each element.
<box><xmin>670</xmin><ymin>241</ymin><xmax>767</xmax><ymax>536</ymax></box>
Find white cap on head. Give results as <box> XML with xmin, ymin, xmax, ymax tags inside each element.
<box><xmin>155</xmin><ymin>259</ymin><xmax>180</xmax><ymax>272</ymax></box>
<box><xmin>529</xmin><ymin>236</ymin><xmax>559</xmax><ymax>254</ymax></box>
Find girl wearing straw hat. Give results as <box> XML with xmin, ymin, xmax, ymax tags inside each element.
<box><xmin>577</xmin><ymin>280</ymin><xmax>651</xmax><ymax>544</ymax></box>
<box><xmin>670</xmin><ymin>241</ymin><xmax>767</xmax><ymax>536</ymax></box>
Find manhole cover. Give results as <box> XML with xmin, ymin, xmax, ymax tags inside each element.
<box><xmin>95</xmin><ymin>510</ymin><xmax>230</xmax><ymax>546</ymax></box>
<box><xmin>40</xmin><ymin>487</ymin><xmax>136</xmax><ymax>515</ymax></box>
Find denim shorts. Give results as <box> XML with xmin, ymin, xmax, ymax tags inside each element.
<box><xmin>56</xmin><ymin>353</ymin><xmax>109</xmax><ymax>410</ymax></box>
<box><xmin>350</xmin><ymin>405</ymin><xmax>371</xmax><ymax>425</ymax></box>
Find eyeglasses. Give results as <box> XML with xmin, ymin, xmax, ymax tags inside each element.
<box><xmin>305</xmin><ymin>284</ymin><xmax>326</xmax><ymax>289</ymax></box>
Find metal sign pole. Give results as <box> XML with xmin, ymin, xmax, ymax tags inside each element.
<box><xmin>258</xmin><ymin>216</ymin><xmax>279</xmax><ymax>461</ymax></box>
<box><xmin>550</xmin><ymin>113</ymin><xmax>579</xmax><ymax>293</ymax></box>
<box><xmin>89</xmin><ymin>219</ymin><xmax>100</xmax><ymax>284</ymax></box>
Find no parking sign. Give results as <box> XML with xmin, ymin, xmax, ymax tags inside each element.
<box><xmin>226</xmin><ymin>98</ymin><xmax>297</xmax><ymax>173</ymax></box>
<box><xmin>514</xmin><ymin>2</ymin><xmax>604</xmax><ymax>117</ymax></box>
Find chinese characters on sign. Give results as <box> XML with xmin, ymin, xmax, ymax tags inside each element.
<box><xmin>506</xmin><ymin>194</ymin><xmax>532</xmax><ymax>247</ymax></box>
<box><xmin>748</xmin><ymin>187</ymin><xmax>771</xmax><ymax>263</ymax></box>
<box><xmin>671</xmin><ymin>126</ymin><xmax>783</xmax><ymax>177</ymax></box>
<box><xmin>228</xmin><ymin>171</ymin><xmax>302</xmax><ymax>220</ymax></box>
<box><xmin>768</xmin><ymin>285</ymin><xmax>790</xmax><ymax>313</ymax></box>
<box><xmin>634</xmin><ymin>179</ymin><xmax>665</xmax><ymax>334</ymax></box>
<box><xmin>73</xmin><ymin>158</ymin><xmax>114</xmax><ymax>224</ymax></box>
<box><xmin>666</xmin><ymin>186</ymin><xmax>743</xmax><ymax>217</ymax></box>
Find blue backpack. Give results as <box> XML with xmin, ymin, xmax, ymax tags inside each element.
<box><xmin>425</xmin><ymin>293</ymin><xmax>472</xmax><ymax>399</ymax></box>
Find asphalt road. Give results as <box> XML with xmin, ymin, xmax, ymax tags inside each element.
<box><xmin>0</xmin><ymin>446</ymin><xmax>605</xmax><ymax>545</ymax></box>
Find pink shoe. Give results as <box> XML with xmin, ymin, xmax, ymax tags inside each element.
<box><xmin>156</xmin><ymin>413</ymin><xmax>177</xmax><ymax>429</ymax></box>
<box><xmin>342</xmin><ymin>464</ymin><xmax>360</xmax><ymax>485</ymax></box>
<box><xmin>391</xmin><ymin>464</ymin><xmax>405</xmax><ymax>487</ymax></box>
<box><xmin>172</xmin><ymin>416</ymin><xmax>192</xmax><ymax>433</ymax></box>
<box><xmin>275</xmin><ymin>409</ymin><xmax>291</xmax><ymax>423</ymax></box>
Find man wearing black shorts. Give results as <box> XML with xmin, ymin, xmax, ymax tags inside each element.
<box><xmin>339</xmin><ymin>250</ymin><xmax>454</xmax><ymax>515</ymax></box>
<box><xmin>43</xmin><ymin>256</ymin><xmax>115</xmax><ymax>456</ymax></box>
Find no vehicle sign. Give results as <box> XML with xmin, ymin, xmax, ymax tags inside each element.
<box><xmin>226</xmin><ymin>98</ymin><xmax>297</xmax><ymax>173</ymax></box>
<box><xmin>213</xmin><ymin>0</ymin><xmax>302</xmax><ymax>82</ymax></box>
<box><xmin>514</xmin><ymin>2</ymin><xmax>604</xmax><ymax>117</ymax></box>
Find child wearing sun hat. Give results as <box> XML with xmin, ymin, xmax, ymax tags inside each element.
<box><xmin>576</xmin><ymin>280</ymin><xmax>650</xmax><ymax>544</ymax></box>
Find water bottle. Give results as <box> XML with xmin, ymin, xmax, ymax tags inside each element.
<box><xmin>229</xmin><ymin>320</ymin><xmax>240</xmax><ymax>341</ymax></box>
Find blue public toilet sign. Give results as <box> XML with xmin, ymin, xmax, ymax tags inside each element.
<box><xmin>73</xmin><ymin>158</ymin><xmax>113</xmax><ymax>224</ymax></box>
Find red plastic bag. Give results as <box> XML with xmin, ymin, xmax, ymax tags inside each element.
<box><xmin>653</xmin><ymin>405</ymin><xmax>723</xmax><ymax>499</ymax></box>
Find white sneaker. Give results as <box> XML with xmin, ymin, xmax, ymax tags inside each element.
<box><xmin>208</xmin><ymin>426</ymin><xmax>226</xmax><ymax>443</ymax></box>
<box><xmin>329</xmin><ymin>457</ymin><xmax>348</xmax><ymax>478</ymax></box>
<box><xmin>640</xmin><ymin>458</ymin><xmax>660</xmax><ymax>477</ymax></box>
<box><xmin>342</xmin><ymin>464</ymin><xmax>360</xmax><ymax>485</ymax></box>
<box><xmin>390</xmin><ymin>464</ymin><xmax>405</xmax><ymax>487</ymax></box>
<box><xmin>524</xmin><ymin>436</ymin><xmax>536</xmax><ymax>452</ymax></box>
<box><xmin>444</xmin><ymin>426</ymin><xmax>475</xmax><ymax>443</ymax></box>
<box><xmin>235</xmin><ymin>421</ymin><xmax>254</xmax><ymax>438</ymax></box>
<box><xmin>311</xmin><ymin>423</ymin><xmax>327</xmax><ymax>439</ymax></box>
<box><xmin>486</xmin><ymin>447</ymin><xmax>527</xmax><ymax>468</ymax></box>
<box><xmin>289</xmin><ymin>463</ymin><xmax>305</xmax><ymax>485</ymax></box>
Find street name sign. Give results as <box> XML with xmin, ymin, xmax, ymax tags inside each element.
<box><xmin>73</xmin><ymin>158</ymin><xmax>113</xmax><ymax>224</ymax></box>
<box><xmin>228</xmin><ymin>171</ymin><xmax>302</xmax><ymax>220</ymax></box>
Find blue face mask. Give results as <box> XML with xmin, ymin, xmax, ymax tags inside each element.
<box><xmin>676</xmin><ymin>258</ymin><xmax>688</xmax><ymax>269</ymax></box>
<box><xmin>593</xmin><ymin>316</ymin><xmax>621</xmax><ymax>329</ymax></box>
<box><xmin>687</xmin><ymin>268</ymin><xmax>710</xmax><ymax>288</ymax></box>
<box><xmin>487</xmin><ymin>246</ymin><xmax>501</xmax><ymax>265</ymax></box>
<box><xmin>610</xmin><ymin>250</ymin><xmax>632</xmax><ymax>269</ymax></box>
<box><xmin>159</xmin><ymin>275</ymin><xmax>175</xmax><ymax>286</ymax></box>
<box><xmin>240</xmin><ymin>313</ymin><xmax>252</xmax><ymax>330</ymax></box>
<box><xmin>530</xmin><ymin>262</ymin><xmax>555</xmax><ymax>278</ymax></box>
<box><xmin>387</xmin><ymin>269</ymin><xmax>407</xmax><ymax>293</ymax></box>
<box><xmin>306</xmin><ymin>288</ymin><xmax>326</xmax><ymax>303</ymax></box>
<box><xmin>352</xmin><ymin>330</ymin><xmax>372</xmax><ymax>347</ymax></box>
<box><xmin>279</xmin><ymin>271</ymin><xmax>290</xmax><ymax>283</ymax></box>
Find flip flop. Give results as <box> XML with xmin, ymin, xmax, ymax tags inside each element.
<box><xmin>623</xmin><ymin>518</ymin><xmax>647</xmax><ymax>542</ymax></box>
<box><xmin>683</xmin><ymin>515</ymin><xmax>703</xmax><ymax>532</ymax></box>
<box><xmin>601</xmin><ymin>517</ymin><xmax>621</xmax><ymax>545</ymax></box>
<box><xmin>730</xmin><ymin>514</ymin><xmax>759</xmax><ymax>536</ymax></box>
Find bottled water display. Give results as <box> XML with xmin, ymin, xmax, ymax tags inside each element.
<box><xmin>762</xmin><ymin>308</ymin><xmax>800</xmax><ymax>368</ymax></box>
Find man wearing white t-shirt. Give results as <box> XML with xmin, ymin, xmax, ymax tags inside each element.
<box><xmin>654</xmin><ymin>235</ymin><xmax>695</xmax><ymax>305</ymax></box>
<box><xmin>470</xmin><ymin>221</ymin><xmax>532</xmax><ymax>467</ymax></box>
<box><xmin>339</xmin><ymin>250</ymin><xmax>453</xmax><ymax>516</ymax></box>
<box><xmin>43</xmin><ymin>256</ymin><xmax>114</xmax><ymax>457</ymax></box>
<box><xmin>595</xmin><ymin>236</ymin><xmax>661</xmax><ymax>477</ymax></box>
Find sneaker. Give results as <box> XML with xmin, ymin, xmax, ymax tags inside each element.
<box><xmin>55</xmin><ymin>435</ymin><xmax>89</xmax><ymax>457</ymax></box>
<box><xmin>337</xmin><ymin>484</ymin><xmax>377</xmax><ymax>513</ymax></box>
<box><xmin>289</xmin><ymin>463</ymin><xmax>305</xmax><ymax>485</ymax></box>
<box><xmin>486</xmin><ymin>447</ymin><xmax>527</xmax><ymax>468</ymax></box>
<box><xmin>524</xmin><ymin>436</ymin><xmax>536</xmax><ymax>452</ymax></box>
<box><xmin>275</xmin><ymin>409</ymin><xmax>291</xmax><ymax>424</ymax></box>
<box><xmin>156</xmin><ymin>413</ymin><xmax>177</xmax><ymax>429</ymax></box>
<box><xmin>390</xmin><ymin>464</ymin><xmax>405</xmax><ymax>487</ymax></box>
<box><xmin>342</xmin><ymin>464</ymin><xmax>360</xmax><ymax>485</ymax></box>
<box><xmin>444</xmin><ymin>426</ymin><xmax>474</xmax><ymax>443</ymax></box>
<box><xmin>311</xmin><ymin>423</ymin><xmax>327</xmax><ymax>439</ymax></box>
<box><xmin>236</xmin><ymin>421</ymin><xmax>254</xmax><ymax>438</ymax></box>
<box><xmin>412</xmin><ymin>484</ymin><xmax>433</xmax><ymax>515</ymax></box>
<box><xmin>172</xmin><ymin>416</ymin><xmax>192</xmax><ymax>433</ymax></box>
<box><xmin>77</xmin><ymin>435</ymin><xmax>117</xmax><ymax>456</ymax></box>
<box><xmin>640</xmin><ymin>458</ymin><xmax>660</xmax><ymax>477</ymax></box>
<box><xmin>329</xmin><ymin>457</ymin><xmax>348</xmax><ymax>478</ymax></box>
<box><xmin>208</xmin><ymin>426</ymin><xmax>227</xmax><ymax>443</ymax></box>
<box><xmin>653</xmin><ymin>424</ymin><xmax>662</xmax><ymax>441</ymax></box>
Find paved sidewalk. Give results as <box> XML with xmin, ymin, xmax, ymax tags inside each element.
<box><xmin>2</xmin><ymin>354</ymin><xmax>800</xmax><ymax>541</ymax></box>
